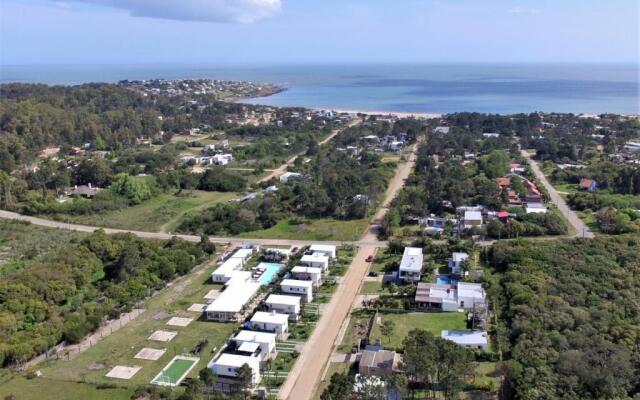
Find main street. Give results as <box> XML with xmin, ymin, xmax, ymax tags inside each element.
<box><xmin>520</xmin><ymin>149</ymin><xmax>595</xmax><ymax>239</ymax></box>
<box><xmin>278</xmin><ymin>139</ymin><xmax>421</xmax><ymax>400</ymax></box>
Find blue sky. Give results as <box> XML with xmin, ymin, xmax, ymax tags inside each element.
<box><xmin>0</xmin><ymin>0</ymin><xmax>637</xmax><ymax>65</ymax></box>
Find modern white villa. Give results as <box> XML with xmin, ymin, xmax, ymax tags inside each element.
<box><xmin>448</xmin><ymin>252</ymin><xmax>469</xmax><ymax>275</ymax></box>
<box><xmin>232</xmin><ymin>330</ymin><xmax>277</xmax><ymax>361</ymax></box>
<box><xmin>250</xmin><ymin>311</ymin><xmax>289</xmax><ymax>337</ymax></box>
<box><xmin>291</xmin><ymin>266</ymin><xmax>323</xmax><ymax>286</ymax></box>
<box><xmin>280</xmin><ymin>279</ymin><xmax>314</xmax><ymax>302</ymax></box>
<box><xmin>398</xmin><ymin>247</ymin><xmax>423</xmax><ymax>283</ymax></box>
<box><xmin>210</xmin><ymin>353</ymin><xmax>261</xmax><ymax>385</ymax></box>
<box><xmin>308</xmin><ymin>244</ymin><xmax>337</xmax><ymax>260</ymax></box>
<box><xmin>265</xmin><ymin>294</ymin><xmax>301</xmax><ymax>319</ymax></box>
<box><xmin>299</xmin><ymin>253</ymin><xmax>330</xmax><ymax>272</ymax></box>
<box><xmin>415</xmin><ymin>282</ymin><xmax>486</xmax><ymax>311</ymax></box>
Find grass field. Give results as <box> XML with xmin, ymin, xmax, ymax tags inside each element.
<box><xmin>0</xmin><ymin>374</ymin><xmax>133</xmax><ymax>400</ymax></box>
<box><xmin>0</xmin><ymin>220</ymin><xmax>87</xmax><ymax>274</ymax></box>
<box><xmin>239</xmin><ymin>217</ymin><xmax>370</xmax><ymax>241</ymax></box>
<box><xmin>370</xmin><ymin>312</ymin><xmax>468</xmax><ymax>350</ymax></box>
<box><xmin>56</xmin><ymin>190</ymin><xmax>237</xmax><ymax>232</ymax></box>
<box><xmin>3</xmin><ymin>253</ymin><xmax>236</xmax><ymax>394</ymax></box>
<box><xmin>360</xmin><ymin>281</ymin><xmax>384</xmax><ymax>294</ymax></box>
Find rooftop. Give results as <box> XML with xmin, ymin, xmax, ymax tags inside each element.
<box><xmin>281</xmin><ymin>279</ymin><xmax>314</xmax><ymax>288</ymax></box>
<box><xmin>265</xmin><ymin>294</ymin><xmax>301</xmax><ymax>306</ymax></box>
<box><xmin>234</xmin><ymin>330</ymin><xmax>277</xmax><ymax>344</ymax></box>
<box><xmin>251</xmin><ymin>311</ymin><xmax>289</xmax><ymax>325</ymax></box>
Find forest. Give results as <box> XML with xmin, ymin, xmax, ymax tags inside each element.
<box><xmin>486</xmin><ymin>236</ymin><xmax>640</xmax><ymax>399</ymax></box>
<box><xmin>0</xmin><ymin>226</ymin><xmax>212</xmax><ymax>367</ymax></box>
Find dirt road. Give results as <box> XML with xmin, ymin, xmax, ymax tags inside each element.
<box><xmin>0</xmin><ymin>210</ymin><xmax>383</xmax><ymax>247</ymax></box>
<box><xmin>258</xmin><ymin>120</ymin><xmax>359</xmax><ymax>183</ymax></box>
<box><xmin>521</xmin><ymin>150</ymin><xmax>594</xmax><ymax>239</ymax></box>
<box><xmin>279</xmin><ymin>140</ymin><xmax>421</xmax><ymax>400</ymax></box>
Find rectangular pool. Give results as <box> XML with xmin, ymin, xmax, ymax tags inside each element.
<box><xmin>257</xmin><ymin>262</ymin><xmax>284</xmax><ymax>285</ymax></box>
<box><xmin>436</xmin><ymin>275</ymin><xmax>458</xmax><ymax>285</ymax></box>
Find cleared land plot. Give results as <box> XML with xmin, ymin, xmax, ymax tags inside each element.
<box><xmin>203</xmin><ymin>288</ymin><xmax>220</xmax><ymax>300</ymax></box>
<box><xmin>151</xmin><ymin>356</ymin><xmax>199</xmax><ymax>387</ymax></box>
<box><xmin>166</xmin><ymin>317</ymin><xmax>194</xmax><ymax>327</ymax></box>
<box><xmin>187</xmin><ymin>303</ymin><xmax>206</xmax><ymax>312</ymax></box>
<box><xmin>55</xmin><ymin>190</ymin><xmax>236</xmax><ymax>232</ymax></box>
<box><xmin>360</xmin><ymin>281</ymin><xmax>384</xmax><ymax>294</ymax></box>
<box><xmin>0</xmin><ymin>374</ymin><xmax>132</xmax><ymax>400</ymax></box>
<box><xmin>370</xmin><ymin>312</ymin><xmax>468</xmax><ymax>350</ymax></box>
<box><xmin>239</xmin><ymin>217</ymin><xmax>369</xmax><ymax>241</ymax></box>
<box><xmin>29</xmin><ymin>256</ymin><xmax>236</xmax><ymax>389</ymax></box>
<box><xmin>134</xmin><ymin>348</ymin><xmax>166</xmax><ymax>361</ymax></box>
<box><xmin>105</xmin><ymin>366</ymin><xmax>141</xmax><ymax>380</ymax></box>
<box><xmin>148</xmin><ymin>330</ymin><xmax>178</xmax><ymax>342</ymax></box>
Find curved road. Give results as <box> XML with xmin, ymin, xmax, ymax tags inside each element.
<box><xmin>520</xmin><ymin>150</ymin><xmax>594</xmax><ymax>238</ymax></box>
<box><xmin>279</xmin><ymin>139</ymin><xmax>422</xmax><ymax>400</ymax></box>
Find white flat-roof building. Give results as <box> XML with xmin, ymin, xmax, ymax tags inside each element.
<box><xmin>205</xmin><ymin>281</ymin><xmax>261</xmax><ymax>322</ymax></box>
<box><xmin>265</xmin><ymin>294</ymin><xmax>301</xmax><ymax>319</ymax></box>
<box><xmin>231</xmin><ymin>248</ymin><xmax>254</xmax><ymax>264</ymax></box>
<box><xmin>291</xmin><ymin>266</ymin><xmax>323</xmax><ymax>285</ymax></box>
<box><xmin>525</xmin><ymin>203</ymin><xmax>548</xmax><ymax>214</ymax></box>
<box><xmin>464</xmin><ymin>211</ymin><xmax>483</xmax><ymax>228</ymax></box>
<box><xmin>211</xmin><ymin>353</ymin><xmax>261</xmax><ymax>385</ymax></box>
<box><xmin>414</xmin><ymin>283</ymin><xmax>459</xmax><ymax>312</ymax></box>
<box><xmin>399</xmin><ymin>247</ymin><xmax>423</xmax><ymax>283</ymax></box>
<box><xmin>457</xmin><ymin>282</ymin><xmax>486</xmax><ymax>309</ymax></box>
<box><xmin>308</xmin><ymin>244</ymin><xmax>337</xmax><ymax>260</ymax></box>
<box><xmin>448</xmin><ymin>252</ymin><xmax>469</xmax><ymax>275</ymax></box>
<box><xmin>280</xmin><ymin>279</ymin><xmax>313</xmax><ymax>303</ymax></box>
<box><xmin>250</xmin><ymin>311</ymin><xmax>289</xmax><ymax>337</ymax></box>
<box><xmin>280</xmin><ymin>172</ymin><xmax>303</xmax><ymax>183</ymax></box>
<box><xmin>441</xmin><ymin>330</ymin><xmax>489</xmax><ymax>351</ymax></box>
<box><xmin>211</xmin><ymin>258</ymin><xmax>244</xmax><ymax>284</ymax></box>
<box><xmin>232</xmin><ymin>330</ymin><xmax>277</xmax><ymax>360</ymax></box>
<box><xmin>300</xmin><ymin>253</ymin><xmax>330</xmax><ymax>272</ymax></box>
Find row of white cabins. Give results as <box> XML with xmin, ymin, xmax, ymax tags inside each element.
<box><xmin>205</xmin><ymin>244</ymin><xmax>337</xmax><ymax>388</ymax></box>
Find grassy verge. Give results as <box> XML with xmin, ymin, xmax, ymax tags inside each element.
<box><xmin>360</xmin><ymin>281</ymin><xmax>384</xmax><ymax>294</ymax></box>
<box><xmin>0</xmin><ymin>373</ymin><xmax>133</xmax><ymax>400</ymax></box>
<box><xmin>239</xmin><ymin>218</ymin><xmax>370</xmax><ymax>242</ymax></box>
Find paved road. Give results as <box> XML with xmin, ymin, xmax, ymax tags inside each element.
<box><xmin>521</xmin><ymin>150</ymin><xmax>594</xmax><ymax>239</ymax></box>
<box><xmin>258</xmin><ymin>120</ymin><xmax>359</xmax><ymax>183</ymax></box>
<box><xmin>279</xmin><ymin>140</ymin><xmax>421</xmax><ymax>400</ymax></box>
<box><xmin>0</xmin><ymin>210</ymin><xmax>385</xmax><ymax>248</ymax></box>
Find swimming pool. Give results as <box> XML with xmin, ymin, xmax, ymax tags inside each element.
<box><xmin>436</xmin><ymin>275</ymin><xmax>458</xmax><ymax>285</ymax></box>
<box><xmin>257</xmin><ymin>262</ymin><xmax>284</xmax><ymax>285</ymax></box>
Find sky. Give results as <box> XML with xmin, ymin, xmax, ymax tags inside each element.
<box><xmin>0</xmin><ymin>0</ymin><xmax>638</xmax><ymax>65</ymax></box>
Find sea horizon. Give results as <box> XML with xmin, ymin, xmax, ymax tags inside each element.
<box><xmin>1</xmin><ymin>62</ymin><xmax>638</xmax><ymax>115</ymax></box>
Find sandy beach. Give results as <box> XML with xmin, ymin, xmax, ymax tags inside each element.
<box><xmin>323</xmin><ymin>108</ymin><xmax>442</xmax><ymax>119</ymax></box>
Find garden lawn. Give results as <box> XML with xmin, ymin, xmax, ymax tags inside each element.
<box><xmin>370</xmin><ymin>312</ymin><xmax>467</xmax><ymax>350</ymax></box>
<box><xmin>55</xmin><ymin>190</ymin><xmax>236</xmax><ymax>232</ymax></box>
<box><xmin>239</xmin><ymin>218</ymin><xmax>370</xmax><ymax>241</ymax></box>
<box><xmin>360</xmin><ymin>281</ymin><xmax>384</xmax><ymax>294</ymax></box>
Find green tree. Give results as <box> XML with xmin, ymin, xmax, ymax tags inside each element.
<box><xmin>380</xmin><ymin>320</ymin><xmax>396</xmax><ymax>343</ymax></box>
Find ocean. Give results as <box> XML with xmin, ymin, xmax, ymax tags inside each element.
<box><xmin>1</xmin><ymin>63</ymin><xmax>638</xmax><ymax>114</ymax></box>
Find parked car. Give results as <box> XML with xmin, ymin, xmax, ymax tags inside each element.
<box><xmin>365</xmin><ymin>255</ymin><xmax>373</xmax><ymax>262</ymax></box>
<box><xmin>368</xmin><ymin>271</ymin><xmax>378</xmax><ymax>277</ymax></box>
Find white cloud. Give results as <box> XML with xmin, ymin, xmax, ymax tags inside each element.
<box><xmin>61</xmin><ymin>0</ymin><xmax>282</xmax><ymax>23</ymax></box>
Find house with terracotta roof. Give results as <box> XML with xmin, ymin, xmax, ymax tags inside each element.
<box><xmin>579</xmin><ymin>178</ymin><xmax>597</xmax><ymax>192</ymax></box>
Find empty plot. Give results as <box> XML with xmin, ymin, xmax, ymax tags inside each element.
<box><xmin>105</xmin><ymin>365</ymin><xmax>141</xmax><ymax>380</ymax></box>
<box><xmin>204</xmin><ymin>289</ymin><xmax>220</xmax><ymax>300</ymax></box>
<box><xmin>166</xmin><ymin>317</ymin><xmax>194</xmax><ymax>327</ymax></box>
<box><xmin>134</xmin><ymin>347</ymin><xmax>166</xmax><ymax>361</ymax></box>
<box><xmin>148</xmin><ymin>330</ymin><xmax>178</xmax><ymax>342</ymax></box>
<box><xmin>188</xmin><ymin>303</ymin><xmax>206</xmax><ymax>312</ymax></box>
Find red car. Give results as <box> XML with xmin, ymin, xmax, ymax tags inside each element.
<box><xmin>365</xmin><ymin>255</ymin><xmax>374</xmax><ymax>263</ymax></box>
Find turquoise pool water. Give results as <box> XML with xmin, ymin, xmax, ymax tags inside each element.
<box><xmin>436</xmin><ymin>276</ymin><xmax>458</xmax><ymax>285</ymax></box>
<box><xmin>257</xmin><ymin>263</ymin><xmax>283</xmax><ymax>285</ymax></box>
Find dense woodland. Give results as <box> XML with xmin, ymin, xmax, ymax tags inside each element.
<box><xmin>0</xmin><ymin>226</ymin><xmax>212</xmax><ymax>367</ymax></box>
<box><xmin>486</xmin><ymin>237</ymin><xmax>640</xmax><ymax>399</ymax></box>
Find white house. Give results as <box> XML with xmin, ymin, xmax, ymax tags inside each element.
<box><xmin>280</xmin><ymin>172</ymin><xmax>303</xmax><ymax>183</ymax></box>
<box><xmin>299</xmin><ymin>253</ymin><xmax>330</xmax><ymax>272</ymax></box>
<box><xmin>250</xmin><ymin>311</ymin><xmax>289</xmax><ymax>337</ymax></box>
<box><xmin>448</xmin><ymin>252</ymin><xmax>469</xmax><ymax>275</ymax></box>
<box><xmin>232</xmin><ymin>330</ymin><xmax>277</xmax><ymax>361</ymax></box>
<box><xmin>525</xmin><ymin>203</ymin><xmax>548</xmax><ymax>214</ymax></box>
<box><xmin>205</xmin><ymin>281</ymin><xmax>261</xmax><ymax>322</ymax></box>
<box><xmin>398</xmin><ymin>247</ymin><xmax>423</xmax><ymax>283</ymax></box>
<box><xmin>211</xmin><ymin>353</ymin><xmax>261</xmax><ymax>385</ymax></box>
<box><xmin>457</xmin><ymin>282</ymin><xmax>486</xmax><ymax>309</ymax></box>
<box><xmin>291</xmin><ymin>266</ymin><xmax>323</xmax><ymax>286</ymax></box>
<box><xmin>231</xmin><ymin>248</ymin><xmax>254</xmax><ymax>264</ymax></box>
<box><xmin>414</xmin><ymin>283</ymin><xmax>459</xmax><ymax>312</ymax></box>
<box><xmin>433</xmin><ymin>126</ymin><xmax>450</xmax><ymax>134</ymax></box>
<box><xmin>308</xmin><ymin>244</ymin><xmax>337</xmax><ymax>260</ymax></box>
<box><xmin>211</xmin><ymin>258</ymin><xmax>245</xmax><ymax>284</ymax></box>
<box><xmin>212</xmin><ymin>154</ymin><xmax>233</xmax><ymax>166</ymax></box>
<box><xmin>463</xmin><ymin>211</ymin><xmax>483</xmax><ymax>228</ymax></box>
<box><xmin>265</xmin><ymin>294</ymin><xmax>301</xmax><ymax>319</ymax></box>
<box><xmin>280</xmin><ymin>279</ymin><xmax>313</xmax><ymax>303</ymax></box>
<box><xmin>482</xmin><ymin>133</ymin><xmax>500</xmax><ymax>138</ymax></box>
<box><xmin>441</xmin><ymin>330</ymin><xmax>489</xmax><ymax>351</ymax></box>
